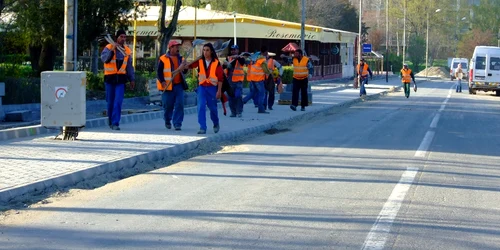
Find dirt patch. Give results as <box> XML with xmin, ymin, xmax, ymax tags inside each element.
<box><xmin>416</xmin><ymin>67</ymin><xmax>449</xmax><ymax>78</ymax></box>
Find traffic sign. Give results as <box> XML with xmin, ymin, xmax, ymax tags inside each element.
<box><xmin>363</xmin><ymin>44</ymin><xmax>372</xmax><ymax>53</ymax></box>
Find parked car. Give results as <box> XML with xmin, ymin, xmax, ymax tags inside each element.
<box><xmin>468</xmin><ymin>46</ymin><xmax>500</xmax><ymax>96</ymax></box>
<box><xmin>450</xmin><ymin>58</ymin><xmax>468</xmax><ymax>80</ymax></box>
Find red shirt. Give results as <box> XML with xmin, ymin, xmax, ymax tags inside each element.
<box><xmin>190</xmin><ymin>59</ymin><xmax>224</xmax><ymax>86</ymax></box>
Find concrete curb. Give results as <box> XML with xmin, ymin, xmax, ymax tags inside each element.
<box><xmin>0</xmin><ymin>84</ymin><xmax>401</xmax><ymax>205</ymax></box>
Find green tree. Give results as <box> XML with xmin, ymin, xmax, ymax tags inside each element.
<box><xmin>77</xmin><ymin>0</ymin><xmax>135</xmax><ymax>74</ymax></box>
<box><xmin>12</xmin><ymin>0</ymin><xmax>64</xmax><ymax>75</ymax></box>
<box><xmin>306</xmin><ymin>0</ymin><xmax>359</xmax><ymax>32</ymax></box>
<box><xmin>470</xmin><ymin>0</ymin><xmax>499</xmax><ymax>34</ymax></box>
<box><xmin>407</xmin><ymin>35</ymin><xmax>425</xmax><ymax>72</ymax></box>
<box><xmin>457</xmin><ymin>29</ymin><xmax>496</xmax><ymax>59</ymax></box>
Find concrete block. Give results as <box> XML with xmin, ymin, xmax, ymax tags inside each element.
<box><xmin>5</xmin><ymin>110</ymin><xmax>32</xmax><ymax>122</ymax></box>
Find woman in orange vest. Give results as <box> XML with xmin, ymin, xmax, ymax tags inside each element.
<box><xmin>156</xmin><ymin>40</ymin><xmax>188</xmax><ymax>130</ymax></box>
<box><xmin>189</xmin><ymin>43</ymin><xmax>224</xmax><ymax>134</ymax></box>
<box><xmin>100</xmin><ymin>29</ymin><xmax>135</xmax><ymax>131</ymax></box>
<box><xmin>290</xmin><ymin>49</ymin><xmax>313</xmax><ymax>111</ymax></box>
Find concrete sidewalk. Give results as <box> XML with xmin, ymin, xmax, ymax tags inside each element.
<box><xmin>0</xmin><ymin>76</ymin><xmax>405</xmax><ymax>205</ymax></box>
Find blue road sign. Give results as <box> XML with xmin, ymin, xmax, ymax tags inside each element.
<box><xmin>363</xmin><ymin>44</ymin><xmax>372</xmax><ymax>53</ymax></box>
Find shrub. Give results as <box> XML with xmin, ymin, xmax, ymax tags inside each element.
<box><xmin>3</xmin><ymin>77</ymin><xmax>41</xmax><ymax>104</ymax></box>
<box><xmin>86</xmin><ymin>72</ymin><xmax>105</xmax><ymax>91</ymax></box>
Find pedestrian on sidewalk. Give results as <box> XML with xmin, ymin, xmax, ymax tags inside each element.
<box><xmin>157</xmin><ymin>40</ymin><xmax>188</xmax><ymax>131</ymax></box>
<box><xmin>225</xmin><ymin>44</ymin><xmax>246</xmax><ymax>117</ymax></box>
<box><xmin>290</xmin><ymin>49</ymin><xmax>313</xmax><ymax>111</ymax></box>
<box><xmin>400</xmin><ymin>63</ymin><xmax>416</xmax><ymax>98</ymax></box>
<box><xmin>455</xmin><ymin>63</ymin><xmax>463</xmax><ymax>93</ymax></box>
<box><xmin>189</xmin><ymin>43</ymin><xmax>224</xmax><ymax>134</ymax></box>
<box><xmin>264</xmin><ymin>54</ymin><xmax>283</xmax><ymax>110</ymax></box>
<box><xmin>356</xmin><ymin>58</ymin><xmax>373</xmax><ymax>97</ymax></box>
<box><xmin>244</xmin><ymin>46</ymin><xmax>272</xmax><ymax>114</ymax></box>
<box><xmin>101</xmin><ymin>29</ymin><xmax>135</xmax><ymax>131</ymax></box>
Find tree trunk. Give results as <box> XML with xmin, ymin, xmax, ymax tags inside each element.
<box><xmin>29</xmin><ymin>44</ymin><xmax>41</xmax><ymax>74</ymax></box>
<box><xmin>158</xmin><ymin>0</ymin><xmax>182</xmax><ymax>56</ymax></box>
<box><xmin>91</xmin><ymin>39</ymin><xmax>99</xmax><ymax>75</ymax></box>
<box><xmin>38</xmin><ymin>38</ymin><xmax>56</xmax><ymax>76</ymax></box>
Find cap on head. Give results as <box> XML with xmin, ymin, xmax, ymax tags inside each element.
<box><xmin>168</xmin><ymin>40</ymin><xmax>181</xmax><ymax>48</ymax></box>
<box><xmin>231</xmin><ymin>44</ymin><xmax>239</xmax><ymax>49</ymax></box>
<box><xmin>115</xmin><ymin>29</ymin><xmax>126</xmax><ymax>38</ymax></box>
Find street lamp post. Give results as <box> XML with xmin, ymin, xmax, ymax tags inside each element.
<box><xmin>300</xmin><ymin>0</ymin><xmax>305</xmax><ymax>51</ymax></box>
<box><xmin>402</xmin><ymin>0</ymin><xmax>406</xmax><ymax>66</ymax></box>
<box><xmin>425</xmin><ymin>10</ymin><xmax>429</xmax><ymax>77</ymax></box>
<box><xmin>233</xmin><ymin>11</ymin><xmax>237</xmax><ymax>46</ymax></box>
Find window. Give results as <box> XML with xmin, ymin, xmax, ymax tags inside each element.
<box><xmin>460</xmin><ymin>62</ymin><xmax>467</xmax><ymax>69</ymax></box>
<box><xmin>490</xmin><ymin>57</ymin><xmax>500</xmax><ymax>71</ymax></box>
<box><xmin>475</xmin><ymin>56</ymin><xmax>486</xmax><ymax>70</ymax></box>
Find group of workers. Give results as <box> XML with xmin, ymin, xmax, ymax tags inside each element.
<box><xmin>103</xmin><ymin>29</ymin><xmax>420</xmax><ymax>134</ymax></box>
<box><xmin>101</xmin><ymin>29</ymin><xmax>314</xmax><ymax>133</ymax></box>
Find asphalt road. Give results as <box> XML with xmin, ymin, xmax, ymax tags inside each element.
<box><xmin>1</xmin><ymin>79</ymin><xmax>499</xmax><ymax>250</ymax></box>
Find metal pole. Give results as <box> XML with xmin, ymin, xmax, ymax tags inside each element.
<box><xmin>358</xmin><ymin>0</ymin><xmax>362</xmax><ymax>67</ymax></box>
<box><xmin>385</xmin><ymin>0</ymin><xmax>389</xmax><ymax>82</ymax></box>
<box><xmin>73</xmin><ymin>0</ymin><xmax>78</xmax><ymax>71</ymax></box>
<box><xmin>425</xmin><ymin>10</ymin><xmax>429</xmax><ymax>77</ymax></box>
<box><xmin>300</xmin><ymin>0</ymin><xmax>305</xmax><ymax>51</ymax></box>
<box><xmin>64</xmin><ymin>0</ymin><xmax>75</xmax><ymax>71</ymax></box>
<box><xmin>132</xmin><ymin>2</ymin><xmax>138</xmax><ymax>68</ymax></box>
<box><xmin>402</xmin><ymin>0</ymin><xmax>406</xmax><ymax>66</ymax></box>
<box><xmin>233</xmin><ymin>11</ymin><xmax>237</xmax><ymax>46</ymax></box>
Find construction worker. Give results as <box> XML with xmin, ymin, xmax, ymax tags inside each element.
<box><xmin>244</xmin><ymin>46</ymin><xmax>272</xmax><ymax>114</ymax></box>
<box><xmin>356</xmin><ymin>58</ymin><xmax>373</xmax><ymax>97</ymax></box>
<box><xmin>290</xmin><ymin>49</ymin><xmax>313</xmax><ymax>111</ymax></box>
<box><xmin>455</xmin><ymin>63</ymin><xmax>463</xmax><ymax>93</ymax></box>
<box><xmin>400</xmin><ymin>63</ymin><xmax>416</xmax><ymax>98</ymax></box>
<box><xmin>188</xmin><ymin>43</ymin><xmax>224</xmax><ymax>134</ymax></box>
<box><xmin>226</xmin><ymin>44</ymin><xmax>246</xmax><ymax>117</ymax></box>
<box><xmin>264</xmin><ymin>53</ymin><xmax>283</xmax><ymax>110</ymax></box>
<box><xmin>156</xmin><ymin>40</ymin><xmax>188</xmax><ymax>131</ymax></box>
<box><xmin>101</xmin><ymin>29</ymin><xmax>135</xmax><ymax>131</ymax></box>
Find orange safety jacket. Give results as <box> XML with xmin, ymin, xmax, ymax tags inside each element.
<box><xmin>228</xmin><ymin>56</ymin><xmax>245</xmax><ymax>82</ymax></box>
<box><xmin>293</xmin><ymin>56</ymin><xmax>309</xmax><ymax>80</ymax></box>
<box><xmin>156</xmin><ymin>55</ymin><xmax>175</xmax><ymax>91</ymax></box>
<box><xmin>401</xmin><ymin>68</ymin><xmax>413</xmax><ymax>83</ymax></box>
<box><xmin>104</xmin><ymin>44</ymin><xmax>131</xmax><ymax>76</ymax></box>
<box><xmin>357</xmin><ymin>63</ymin><xmax>369</xmax><ymax>77</ymax></box>
<box><xmin>198</xmin><ymin>59</ymin><xmax>219</xmax><ymax>86</ymax></box>
<box><xmin>248</xmin><ymin>58</ymin><xmax>266</xmax><ymax>82</ymax></box>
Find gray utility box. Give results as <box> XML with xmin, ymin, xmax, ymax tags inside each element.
<box><xmin>41</xmin><ymin>71</ymin><xmax>86</xmax><ymax>127</ymax></box>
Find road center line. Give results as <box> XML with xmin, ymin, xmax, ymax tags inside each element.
<box><xmin>361</xmin><ymin>167</ymin><xmax>419</xmax><ymax>250</ymax></box>
<box><xmin>430</xmin><ymin>113</ymin><xmax>441</xmax><ymax>128</ymax></box>
<box><xmin>414</xmin><ymin>131</ymin><xmax>435</xmax><ymax>157</ymax></box>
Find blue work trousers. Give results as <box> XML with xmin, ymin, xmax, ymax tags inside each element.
<box><xmin>228</xmin><ymin>81</ymin><xmax>243</xmax><ymax>115</ymax></box>
<box><xmin>105</xmin><ymin>83</ymin><xmax>125</xmax><ymax>126</ymax></box>
<box><xmin>162</xmin><ymin>83</ymin><xmax>185</xmax><ymax>127</ymax></box>
<box><xmin>359</xmin><ymin>77</ymin><xmax>368</xmax><ymax>96</ymax></box>
<box><xmin>197</xmin><ymin>85</ymin><xmax>219</xmax><ymax>130</ymax></box>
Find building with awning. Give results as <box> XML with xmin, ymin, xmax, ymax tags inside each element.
<box><xmin>130</xmin><ymin>5</ymin><xmax>358</xmax><ymax>79</ymax></box>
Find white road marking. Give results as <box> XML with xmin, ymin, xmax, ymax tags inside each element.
<box><xmin>430</xmin><ymin>113</ymin><xmax>441</xmax><ymax>128</ymax></box>
<box><xmin>361</xmin><ymin>167</ymin><xmax>419</xmax><ymax>250</ymax></box>
<box><xmin>414</xmin><ymin>131</ymin><xmax>435</xmax><ymax>157</ymax></box>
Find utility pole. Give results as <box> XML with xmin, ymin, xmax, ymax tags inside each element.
<box><xmin>64</xmin><ymin>0</ymin><xmax>77</xmax><ymax>71</ymax></box>
<box><xmin>300</xmin><ymin>0</ymin><xmax>305</xmax><ymax>52</ymax></box>
<box><xmin>385</xmin><ymin>0</ymin><xmax>389</xmax><ymax>82</ymax></box>
<box><xmin>233</xmin><ymin>11</ymin><xmax>237</xmax><ymax>46</ymax></box>
<box><xmin>358</xmin><ymin>0</ymin><xmax>362</xmax><ymax>67</ymax></box>
<box><xmin>402</xmin><ymin>0</ymin><xmax>406</xmax><ymax>66</ymax></box>
<box><xmin>425</xmin><ymin>10</ymin><xmax>429</xmax><ymax>77</ymax></box>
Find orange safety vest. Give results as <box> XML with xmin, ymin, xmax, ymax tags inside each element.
<box><xmin>198</xmin><ymin>59</ymin><xmax>219</xmax><ymax>86</ymax></box>
<box><xmin>265</xmin><ymin>59</ymin><xmax>275</xmax><ymax>80</ymax></box>
<box><xmin>401</xmin><ymin>68</ymin><xmax>412</xmax><ymax>83</ymax></box>
<box><xmin>228</xmin><ymin>56</ymin><xmax>245</xmax><ymax>82</ymax></box>
<box><xmin>104</xmin><ymin>44</ymin><xmax>131</xmax><ymax>76</ymax></box>
<box><xmin>357</xmin><ymin>63</ymin><xmax>369</xmax><ymax>77</ymax></box>
<box><xmin>248</xmin><ymin>58</ymin><xmax>266</xmax><ymax>82</ymax></box>
<box><xmin>156</xmin><ymin>55</ymin><xmax>174</xmax><ymax>91</ymax></box>
<box><xmin>293</xmin><ymin>56</ymin><xmax>309</xmax><ymax>80</ymax></box>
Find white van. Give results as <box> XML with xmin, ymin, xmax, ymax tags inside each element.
<box><xmin>469</xmin><ymin>46</ymin><xmax>500</xmax><ymax>96</ymax></box>
<box><xmin>450</xmin><ymin>58</ymin><xmax>468</xmax><ymax>80</ymax></box>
